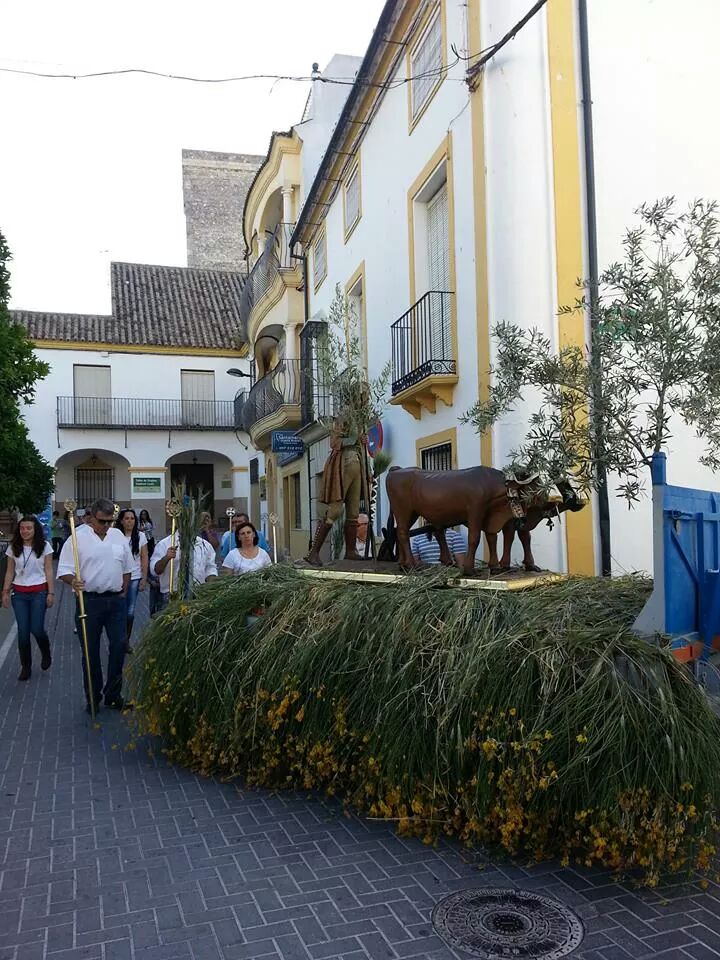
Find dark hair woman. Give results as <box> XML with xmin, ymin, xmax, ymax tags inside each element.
<box><xmin>221</xmin><ymin>522</ymin><xmax>271</xmax><ymax>576</ymax></box>
<box><xmin>113</xmin><ymin>509</ymin><xmax>148</xmax><ymax>653</ymax></box>
<box><xmin>1</xmin><ymin>516</ymin><xmax>54</xmax><ymax>681</ymax></box>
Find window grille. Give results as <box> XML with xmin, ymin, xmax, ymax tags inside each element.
<box><xmin>75</xmin><ymin>468</ymin><xmax>114</xmax><ymax>505</ymax></box>
<box><xmin>420</xmin><ymin>442</ymin><xmax>453</xmax><ymax>473</ymax></box>
<box><xmin>411</xmin><ymin>10</ymin><xmax>442</xmax><ymax>119</ymax></box>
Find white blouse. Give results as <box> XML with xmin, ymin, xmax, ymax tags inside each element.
<box><xmin>11</xmin><ymin>542</ymin><xmax>53</xmax><ymax>587</ymax></box>
<box><xmin>108</xmin><ymin>528</ymin><xmax>147</xmax><ymax>580</ymax></box>
<box><xmin>222</xmin><ymin>547</ymin><xmax>272</xmax><ymax>574</ymax></box>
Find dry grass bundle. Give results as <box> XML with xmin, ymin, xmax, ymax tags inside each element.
<box><xmin>130</xmin><ymin>568</ymin><xmax>720</xmax><ymax>883</ymax></box>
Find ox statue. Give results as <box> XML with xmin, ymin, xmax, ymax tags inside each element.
<box><xmin>384</xmin><ymin>465</ymin><xmax>584</xmax><ymax>576</ymax></box>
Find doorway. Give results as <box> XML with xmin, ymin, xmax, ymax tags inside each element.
<box><xmin>170</xmin><ymin>462</ymin><xmax>214</xmax><ymax>516</ymax></box>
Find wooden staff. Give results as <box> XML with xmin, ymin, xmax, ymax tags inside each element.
<box><xmin>64</xmin><ymin>498</ymin><xmax>95</xmax><ymax>720</ymax></box>
<box><xmin>359</xmin><ymin>438</ymin><xmax>376</xmax><ymax>561</ymax></box>
<box><xmin>165</xmin><ymin>499</ymin><xmax>181</xmax><ymax>596</ymax></box>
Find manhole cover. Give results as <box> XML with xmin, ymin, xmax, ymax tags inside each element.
<box><xmin>432</xmin><ymin>888</ymin><xmax>584</xmax><ymax>959</ymax></box>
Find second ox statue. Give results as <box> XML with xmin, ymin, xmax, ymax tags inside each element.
<box><xmin>384</xmin><ymin>465</ymin><xmax>584</xmax><ymax>576</ymax></box>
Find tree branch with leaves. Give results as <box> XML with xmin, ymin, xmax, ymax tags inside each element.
<box><xmin>464</xmin><ymin>198</ymin><xmax>720</xmax><ymax>503</ymax></box>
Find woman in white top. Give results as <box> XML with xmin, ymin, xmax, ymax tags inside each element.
<box><xmin>222</xmin><ymin>522</ymin><xmax>272</xmax><ymax>576</ymax></box>
<box><xmin>112</xmin><ymin>509</ymin><xmax>148</xmax><ymax>653</ymax></box>
<box><xmin>1</xmin><ymin>516</ymin><xmax>54</xmax><ymax>681</ymax></box>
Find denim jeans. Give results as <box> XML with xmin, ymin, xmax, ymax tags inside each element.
<box><xmin>126</xmin><ymin>578</ymin><xmax>140</xmax><ymax>619</ymax></box>
<box><xmin>11</xmin><ymin>589</ymin><xmax>50</xmax><ymax>668</ymax></box>
<box><xmin>77</xmin><ymin>592</ymin><xmax>126</xmax><ymax>707</ymax></box>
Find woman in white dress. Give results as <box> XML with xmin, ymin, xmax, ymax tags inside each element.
<box><xmin>221</xmin><ymin>522</ymin><xmax>272</xmax><ymax>576</ymax></box>
<box><xmin>1</xmin><ymin>516</ymin><xmax>54</xmax><ymax>681</ymax></box>
<box><xmin>112</xmin><ymin>509</ymin><xmax>148</xmax><ymax>652</ymax></box>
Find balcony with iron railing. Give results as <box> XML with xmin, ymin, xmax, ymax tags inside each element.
<box><xmin>240</xmin><ymin>222</ymin><xmax>303</xmax><ymax>344</ymax></box>
<box><xmin>236</xmin><ymin>359</ymin><xmax>302</xmax><ymax>450</ymax></box>
<box><xmin>389</xmin><ymin>290</ymin><xmax>458</xmax><ymax>419</ymax></box>
<box><xmin>57</xmin><ymin>396</ymin><xmax>236</xmax><ymax>431</ymax></box>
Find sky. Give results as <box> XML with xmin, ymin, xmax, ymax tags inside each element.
<box><xmin>0</xmin><ymin>0</ymin><xmax>385</xmax><ymax>315</ymax></box>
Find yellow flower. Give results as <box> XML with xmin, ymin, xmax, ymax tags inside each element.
<box><xmin>509</xmin><ymin>708</ymin><xmax>517</xmax><ymax>717</ymax></box>
<box><xmin>576</xmin><ymin>734</ymin><xmax>588</xmax><ymax>744</ymax></box>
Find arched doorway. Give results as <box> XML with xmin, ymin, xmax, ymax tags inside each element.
<box><xmin>165</xmin><ymin>449</ymin><xmax>234</xmax><ymax>522</ymax></box>
<box><xmin>54</xmin><ymin>449</ymin><xmax>131</xmax><ymax>511</ymax></box>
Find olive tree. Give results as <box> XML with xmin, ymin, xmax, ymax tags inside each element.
<box><xmin>464</xmin><ymin>198</ymin><xmax>720</xmax><ymax>503</ymax></box>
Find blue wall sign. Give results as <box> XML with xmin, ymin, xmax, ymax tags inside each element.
<box><xmin>272</xmin><ymin>431</ymin><xmax>305</xmax><ymax>466</ymax></box>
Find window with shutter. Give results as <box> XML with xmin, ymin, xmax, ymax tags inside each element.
<box><xmin>344</xmin><ymin>164</ymin><xmax>361</xmax><ymax>237</ymax></box>
<box><xmin>425</xmin><ymin>183</ymin><xmax>450</xmax><ymax>360</ymax></box>
<box><xmin>73</xmin><ymin>364</ymin><xmax>111</xmax><ymax>426</ymax></box>
<box><xmin>410</xmin><ymin>10</ymin><xmax>442</xmax><ymax>121</ymax></box>
<box><xmin>313</xmin><ymin>230</ymin><xmax>327</xmax><ymax>289</ymax></box>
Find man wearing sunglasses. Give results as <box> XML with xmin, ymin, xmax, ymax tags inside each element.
<box><xmin>57</xmin><ymin>498</ymin><xmax>133</xmax><ymax>715</ymax></box>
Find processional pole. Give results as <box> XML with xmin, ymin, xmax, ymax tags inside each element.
<box><xmin>165</xmin><ymin>498</ymin><xmax>181</xmax><ymax>597</ymax></box>
<box><xmin>64</xmin><ymin>499</ymin><xmax>95</xmax><ymax>720</ymax></box>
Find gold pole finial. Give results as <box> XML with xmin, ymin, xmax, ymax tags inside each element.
<box><xmin>165</xmin><ymin>499</ymin><xmax>181</xmax><ymax>596</ymax></box>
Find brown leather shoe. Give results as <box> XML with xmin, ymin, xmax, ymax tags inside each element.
<box><xmin>306</xmin><ymin>521</ymin><xmax>333</xmax><ymax>566</ymax></box>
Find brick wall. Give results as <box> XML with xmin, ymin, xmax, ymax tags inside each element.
<box><xmin>182</xmin><ymin>149</ymin><xmax>264</xmax><ymax>272</ymax></box>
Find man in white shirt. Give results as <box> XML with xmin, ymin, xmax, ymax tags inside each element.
<box><xmin>150</xmin><ymin>533</ymin><xmax>218</xmax><ymax>610</ymax></box>
<box><xmin>57</xmin><ymin>498</ymin><xmax>133</xmax><ymax>714</ymax></box>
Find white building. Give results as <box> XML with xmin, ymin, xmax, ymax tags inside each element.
<box><xmin>13</xmin><ymin>261</ymin><xmax>253</xmax><ymax>537</ymax></box>
<box><xmin>239</xmin><ymin>0</ymin><xmax>720</xmax><ymax>574</ymax></box>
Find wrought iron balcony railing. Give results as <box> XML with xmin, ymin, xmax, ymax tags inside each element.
<box><xmin>239</xmin><ymin>222</ymin><xmax>296</xmax><ymax>338</ymax></box>
<box><xmin>237</xmin><ymin>359</ymin><xmax>302</xmax><ymax>434</ymax></box>
<box><xmin>57</xmin><ymin>396</ymin><xmax>236</xmax><ymax>430</ymax></box>
<box><xmin>299</xmin><ymin>320</ymin><xmax>335</xmax><ymax>427</ymax></box>
<box><xmin>390</xmin><ymin>290</ymin><xmax>455</xmax><ymax>395</ymax></box>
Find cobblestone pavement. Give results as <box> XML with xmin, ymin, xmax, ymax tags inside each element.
<box><xmin>3</xmin><ymin>580</ymin><xmax>720</xmax><ymax>960</ymax></box>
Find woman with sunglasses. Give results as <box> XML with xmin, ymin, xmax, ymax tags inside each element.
<box><xmin>1</xmin><ymin>515</ymin><xmax>54</xmax><ymax>681</ymax></box>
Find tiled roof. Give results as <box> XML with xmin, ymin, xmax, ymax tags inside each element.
<box><xmin>10</xmin><ymin>310</ymin><xmax>113</xmax><ymax>343</ymax></box>
<box><xmin>11</xmin><ymin>261</ymin><xmax>247</xmax><ymax>351</ymax></box>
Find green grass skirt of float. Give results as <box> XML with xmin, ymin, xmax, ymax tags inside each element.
<box><xmin>128</xmin><ymin>567</ymin><xmax>720</xmax><ymax>885</ymax></box>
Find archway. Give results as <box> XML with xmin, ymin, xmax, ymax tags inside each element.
<box><xmin>165</xmin><ymin>449</ymin><xmax>235</xmax><ymax>524</ymax></box>
<box><xmin>54</xmin><ymin>448</ymin><xmax>131</xmax><ymax>512</ymax></box>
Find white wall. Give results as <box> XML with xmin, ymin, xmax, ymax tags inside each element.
<box><xmin>481</xmin><ymin>0</ymin><xmax>566</xmax><ymax>572</ymax></box>
<box><xmin>589</xmin><ymin>0</ymin><xmax>720</xmax><ymax>573</ymax></box>
<box><xmin>22</xmin><ymin>346</ymin><xmax>252</xmax><ymax>532</ymax></box>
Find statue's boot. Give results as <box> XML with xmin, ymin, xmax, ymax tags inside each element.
<box><xmin>344</xmin><ymin>520</ymin><xmax>362</xmax><ymax>560</ymax></box>
<box><xmin>306</xmin><ymin>521</ymin><xmax>332</xmax><ymax>566</ymax></box>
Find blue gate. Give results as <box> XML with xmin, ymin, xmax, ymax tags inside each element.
<box><xmin>634</xmin><ymin>453</ymin><xmax>720</xmax><ymax>661</ymax></box>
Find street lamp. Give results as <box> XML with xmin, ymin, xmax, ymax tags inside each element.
<box><xmin>227</xmin><ymin>368</ymin><xmax>252</xmax><ymax>378</ymax></box>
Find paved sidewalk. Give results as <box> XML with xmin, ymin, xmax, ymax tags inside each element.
<box><xmin>2</xmin><ymin>580</ymin><xmax>720</xmax><ymax>960</ymax></box>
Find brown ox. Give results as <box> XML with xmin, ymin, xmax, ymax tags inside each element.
<box><xmin>384</xmin><ymin>466</ymin><xmax>583</xmax><ymax>576</ymax></box>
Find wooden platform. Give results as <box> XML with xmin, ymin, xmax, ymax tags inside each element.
<box><xmin>294</xmin><ymin>560</ymin><xmax>566</xmax><ymax>592</ymax></box>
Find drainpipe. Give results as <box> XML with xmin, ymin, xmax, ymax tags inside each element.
<box><xmin>578</xmin><ymin>0</ymin><xmax>612</xmax><ymax>577</ymax></box>
<box><xmin>294</xmin><ymin>248</ymin><xmax>313</xmax><ymax>551</ymax></box>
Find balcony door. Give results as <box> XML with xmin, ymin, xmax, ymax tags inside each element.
<box><xmin>425</xmin><ymin>183</ymin><xmax>450</xmax><ymax>362</ymax></box>
<box><xmin>73</xmin><ymin>365</ymin><xmax>111</xmax><ymax>426</ymax></box>
<box><xmin>181</xmin><ymin>370</ymin><xmax>216</xmax><ymax>427</ymax></box>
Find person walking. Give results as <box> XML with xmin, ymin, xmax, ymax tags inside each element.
<box><xmin>57</xmin><ymin>498</ymin><xmax>133</xmax><ymax>714</ymax></box>
<box><xmin>110</xmin><ymin>509</ymin><xmax>148</xmax><ymax>654</ymax></box>
<box><xmin>199</xmin><ymin>512</ymin><xmax>220</xmax><ymax>551</ymax></box>
<box><xmin>1</xmin><ymin>516</ymin><xmax>54</xmax><ymax>681</ymax></box>
<box><xmin>220</xmin><ymin>513</ymin><xmax>271</xmax><ymax>559</ymax></box>
<box><xmin>49</xmin><ymin>511</ymin><xmax>66</xmax><ymax>559</ymax></box>
<box><xmin>150</xmin><ymin>528</ymin><xmax>218</xmax><ymax>609</ymax></box>
<box><xmin>221</xmin><ymin>522</ymin><xmax>272</xmax><ymax>576</ymax></box>
<box><xmin>138</xmin><ymin>510</ymin><xmax>155</xmax><ymax>556</ymax></box>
